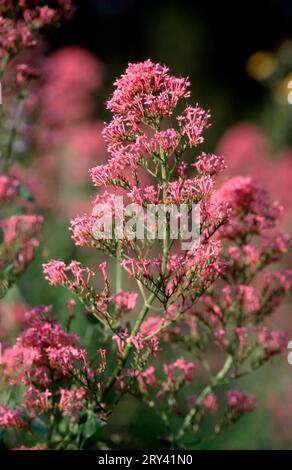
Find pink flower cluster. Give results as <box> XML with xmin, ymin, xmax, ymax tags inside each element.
<box><xmin>110</xmin><ymin>290</ymin><xmax>138</xmax><ymax>314</ymax></box>
<box><xmin>112</xmin><ymin>322</ymin><xmax>160</xmax><ymax>357</ymax></box>
<box><xmin>120</xmin><ymin>240</ymin><xmax>225</xmax><ymax>300</ymax></box>
<box><xmin>2</xmin><ymin>305</ymin><xmax>87</xmax><ymax>384</ymax></box>
<box><xmin>59</xmin><ymin>388</ymin><xmax>86</xmax><ymax>418</ymax></box>
<box><xmin>0</xmin><ymin>0</ymin><xmax>74</xmax><ymax>58</ymax></box>
<box><xmin>35</xmin><ymin>60</ymin><xmax>292</xmax><ymax>447</ymax></box>
<box><xmin>194</xmin><ymin>152</ymin><xmax>226</xmax><ymax>176</ymax></box>
<box><xmin>216</xmin><ymin>123</ymin><xmax>292</xmax><ymax>223</ymax></box>
<box><xmin>192</xmin><ymin>173</ymin><xmax>292</xmax><ymax>364</ymax></box>
<box><xmin>16</xmin><ymin>63</ymin><xmax>37</xmax><ymax>86</ymax></box>
<box><xmin>43</xmin><ymin>259</ymin><xmax>95</xmax><ymax>289</ymax></box>
<box><xmin>202</xmin><ymin>393</ymin><xmax>218</xmax><ymax>413</ymax></box>
<box><xmin>226</xmin><ymin>390</ymin><xmax>257</xmax><ymax>414</ymax></box>
<box><xmin>0</xmin><ymin>214</ymin><xmax>43</xmax><ymax>291</ymax></box>
<box><xmin>215</xmin><ymin>176</ymin><xmax>283</xmax><ymax>238</ymax></box>
<box><xmin>88</xmin><ymin>59</ymin><xmax>210</xmax><ymax>193</ymax></box>
<box><xmin>1</xmin><ymin>305</ymin><xmax>102</xmax><ymax>427</ymax></box>
<box><xmin>107</xmin><ymin>59</ymin><xmax>191</xmax><ymax>119</ymax></box>
<box><xmin>177</xmin><ymin>105</ymin><xmax>211</xmax><ymax>147</ymax></box>
<box><xmin>43</xmin><ymin>260</ymin><xmax>111</xmax><ymax>319</ymax></box>
<box><xmin>256</xmin><ymin>328</ymin><xmax>288</xmax><ymax>357</ymax></box>
<box><xmin>160</xmin><ymin>358</ymin><xmax>197</xmax><ymax>395</ymax></box>
<box><xmin>0</xmin><ymin>214</ymin><xmax>42</xmax><ymax>244</ymax></box>
<box><xmin>0</xmin><ymin>406</ymin><xmax>26</xmax><ymax>429</ymax></box>
<box><xmin>0</xmin><ymin>174</ymin><xmax>19</xmax><ymax>201</ymax></box>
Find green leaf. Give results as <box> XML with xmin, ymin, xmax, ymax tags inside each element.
<box><xmin>83</xmin><ymin>414</ymin><xmax>103</xmax><ymax>439</ymax></box>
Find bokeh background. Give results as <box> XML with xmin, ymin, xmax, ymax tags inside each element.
<box><xmin>2</xmin><ymin>0</ymin><xmax>292</xmax><ymax>449</ymax></box>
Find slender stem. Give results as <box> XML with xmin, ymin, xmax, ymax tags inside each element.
<box><xmin>114</xmin><ymin>241</ymin><xmax>123</xmax><ymax>315</ymax></box>
<box><xmin>137</xmin><ymin>279</ymin><xmax>147</xmax><ymax>303</ymax></box>
<box><xmin>3</xmin><ymin>94</ymin><xmax>25</xmax><ymax>173</ymax></box>
<box><xmin>161</xmin><ymin>159</ymin><xmax>170</xmax><ymax>276</ymax></box>
<box><xmin>102</xmin><ymin>289</ymin><xmax>158</xmax><ymax>397</ymax></box>
<box><xmin>47</xmin><ymin>409</ymin><xmax>56</xmax><ymax>449</ymax></box>
<box><xmin>0</xmin><ymin>55</ymin><xmax>9</xmax><ymax>79</ymax></box>
<box><xmin>175</xmin><ymin>355</ymin><xmax>233</xmax><ymax>442</ymax></box>
<box><xmin>115</xmin><ymin>241</ymin><xmax>122</xmax><ymax>294</ymax></box>
<box><xmin>102</xmin><ymin>149</ymin><xmax>171</xmax><ymax>397</ymax></box>
<box><xmin>103</xmin><ymin>143</ymin><xmax>170</xmax><ymax>397</ymax></box>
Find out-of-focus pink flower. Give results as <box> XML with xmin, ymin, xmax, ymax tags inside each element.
<box><xmin>16</xmin><ymin>47</ymin><xmax>106</xmax><ymax>218</ymax></box>
<box><xmin>226</xmin><ymin>389</ymin><xmax>257</xmax><ymax>413</ymax></box>
<box><xmin>0</xmin><ymin>0</ymin><xmax>75</xmax><ymax>58</ymax></box>
<box><xmin>0</xmin><ymin>214</ymin><xmax>43</xmax><ymax>243</ymax></box>
<box><xmin>40</xmin><ymin>46</ymin><xmax>104</xmax><ymax>126</ymax></box>
<box><xmin>215</xmin><ymin>176</ymin><xmax>283</xmax><ymax>238</ymax></box>
<box><xmin>216</xmin><ymin>123</ymin><xmax>292</xmax><ymax>218</ymax></box>
<box><xmin>268</xmin><ymin>392</ymin><xmax>292</xmax><ymax>444</ymax></box>
<box><xmin>0</xmin><ymin>174</ymin><xmax>19</xmax><ymax>201</ymax></box>
<box><xmin>202</xmin><ymin>392</ymin><xmax>218</xmax><ymax>412</ymax></box>
<box><xmin>237</xmin><ymin>285</ymin><xmax>260</xmax><ymax>314</ymax></box>
<box><xmin>158</xmin><ymin>358</ymin><xmax>197</xmax><ymax>397</ymax></box>
<box><xmin>110</xmin><ymin>290</ymin><xmax>138</xmax><ymax>313</ymax></box>
<box><xmin>59</xmin><ymin>388</ymin><xmax>86</xmax><ymax>418</ymax></box>
<box><xmin>2</xmin><ymin>305</ymin><xmax>88</xmax><ymax>385</ymax></box>
<box><xmin>140</xmin><ymin>316</ymin><xmax>163</xmax><ymax>337</ymax></box>
<box><xmin>63</xmin><ymin>122</ymin><xmax>105</xmax><ymax>184</ymax></box>
<box><xmin>0</xmin><ymin>406</ymin><xmax>27</xmax><ymax>429</ymax></box>
<box><xmin>16</xmin><ymin>63</ymin><xmax>38</xmax><ymax>86</ymax></box>
<box><xmin>256</xmin><ymin>328</ymin><xmax>288</xmax><ymax>356</ymax></box>
<box><xmin>140</xmin><ymin>366</ymin><xmax>158</xmax><ymax>388</ymax></box>
<box><xmin>0</xmin><ymin>301</ymin><xmax>28</xmax><ymax>340</ymax></box>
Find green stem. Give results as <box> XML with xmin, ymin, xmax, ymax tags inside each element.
<box><xmin>115</xmin><ymin>241</ymin><xmax>122</xmax><ymax>293</ymax></box>
<box><xmin>0</xmin><ymin>55</ymin><xmax>9</xmax><ymax>79</ymax></box>
<box><xmin>102</xmin><ymin>289</ymin><xmax>158</xmax><ymax>397</ymax></box>
<box><xmin>102</xmin><ymin>152</ymin><xmax>171</xmax><ymax>397</ymax></box>
<box><xmin>175</xmin><ymin>355</ymin><xmax>233</xmax><ymax>443</ymax></box>
<box><xmin>3</xmin><ymin>94</ymin><xmax>25</xmax><ymax>173</ymax></box>
<box><xmin>47</xmin><ymin>411</ymin><xmax>56</xmax><ymax>449</ymax></box>
<box><xmin>161</xmin><ymin>160</ymin><xmax>170</xmax><ymax>276</ymax></box>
